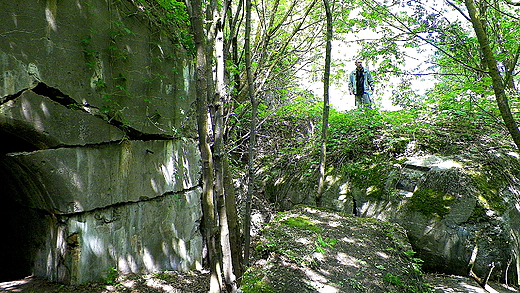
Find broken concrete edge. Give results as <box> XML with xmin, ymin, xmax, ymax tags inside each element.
<box><xmin>0</xmin><ymin>81</ymin><xmax>184</xmax><ymax>144</ymax></box>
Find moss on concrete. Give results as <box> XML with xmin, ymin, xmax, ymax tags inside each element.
<box><xmin>469</xmin><ymin>170</ymin><xmax>508</xmax><ymax>215</ymax></box>
<box><xmin>409</xmin><ymin>188</ymin><xmax>455</xmax><ymax>218</ymax></box>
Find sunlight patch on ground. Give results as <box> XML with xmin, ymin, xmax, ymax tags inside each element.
<box><xmin>120</xmin><ymin>279</ymin><xmax>136</xmax><ymax>288</ymax></box>
<box><xmin>335</xmin><ymin>252</ymin><xmax>361</xmax><ymax>268</ymax></box>
<box><xmin>432</xmin><ymin>282</ymin><xmax>487</xmax><ymax>293</ymax></box>
<box><xmin>0</xmin><ymin>278</ymin><xmax>31</xmax><ymax>291</ymax></box>
<box><xmin>340</xmin><ymin>236</ymin><xmax>356</xmax><ymax>244</ymax></box>
<box><xmin>376</xmin><ymin>251</ymin><xmax>390</xmax><ymax>259</ymax></box>
<box><xmin>296</xmin><ymin>237</ymin><xmax>312</xmax><ymax>245</ymax></box>
<box><xmin>327</xmin><ymin>220</ymin><xmax>341</xmax><ymax>227</ymax></box>
<box><xmin>304</xmin><ymin>270</ymin><xmax>340</xmax><ymax>293</ymax></box>
<box><xmin>433</xmin><ymin>159</ymin><xmax>462</xmax><ymax>169</ymax></box>
<box><xmin>313</xmin><ymin>252</ymin><xmax>325</xmax><ymax>261</ymax></box>
<box><xmin>144</xmin><ymin>277</ymin><xmax>176</xmax><ymax>292</ymax></box>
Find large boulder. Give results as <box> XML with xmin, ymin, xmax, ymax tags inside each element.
<box><xmin>263</xmin><ymin>152</ymin><xmax>520</xmax><ymax>285</ymax></box>
<box><xmin>353</xmin><ymin>153</ymin><xmax>520</xmax><ymax>285</ymax></box>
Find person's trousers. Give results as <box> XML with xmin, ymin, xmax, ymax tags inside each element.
<box><xmin>355</xmin><ymin>93</ymin><xmax>372</xmax><ymax>108</ymax></box>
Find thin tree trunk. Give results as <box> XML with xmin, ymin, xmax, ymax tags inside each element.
<box><xmin>222</xmin><ymin>0</ymin><xmax>245</xmax><ymax>282</ymax></box>
<box><xmin>243</xmin><ymin>0</ymin><xmax>257</xmax><ymax>266</ymax></box>
<box><xmin>504</xmin><ymin>44</ymin><xmax>520</xmax><ymax>93</ymax></box>
<box><xmin>223</xmin><ymin>157</ymin><xmax>244</xmax><ymax>281</ymax></box>
<box><xmin>186</xmin><ymin>0</ymin><xmax>222</xmax><ymax>291</ymax></box>
<box><xmin>317</xmin><ymin>0</ymin><xmax>332</xmax><ymax>207</ymax></box>
<box><xmin>464</xmin><ymin>0</ymin><xmax>520</xmax><ymax>152</ymax></box>
<box><xmin>214</xmin><ymin>15</ymin><xmax>238</xmax><ymax>292</ymax></box>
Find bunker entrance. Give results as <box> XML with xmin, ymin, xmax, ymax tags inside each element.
<box><xmin>0</xmin><ymin>130</ymin><xmax>52</xmax><ymax>282</ymax></box>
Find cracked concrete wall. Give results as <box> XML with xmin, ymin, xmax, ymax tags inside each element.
<box><xmin>0</xmin><ymin>0</ymin><xmax>202</xmax><ymax>284</ymax></box>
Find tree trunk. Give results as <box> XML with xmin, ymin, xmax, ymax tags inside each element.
<box><xmin>214</xmin><ymin>15</ymin><xmax>238</xmax><ymax>293</ymax></box>
<box><xmin>504</xmin><ymin>44</ymin><xmax>520</xmax><ymax>93</ymax></box>
<box><xmin>222</xmin><ymin>0</ymin><xmax>245</xmax><ymax>282</ymax></box>
<box><xmin>243</xmin><ymin>0</ymin><xmax>257</xmax><ymax>266</ymax></box>
<box><xmin>186</xmin><ymin>0</ymin><xmax>222</xmax><ymax>291</ymax></box>
<box><xmin>464</xmin><ymin>0</ymin><xmax>520</xmax><ymax>151</ymax></box>
<box><xmin>317</xmin><ymin>0</ymin><xmax>332</xmax><ymax>207</ymax></box>
<box><xmin>223</xmin><ymin>157</ymin><xmax>244</xmax><ymax>281</ymax></box>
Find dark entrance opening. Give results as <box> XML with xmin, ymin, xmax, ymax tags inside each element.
<box><xmin>0</xmin><ymin>130</ymin><xmax>51</xmax><ymax>282</ymax></box>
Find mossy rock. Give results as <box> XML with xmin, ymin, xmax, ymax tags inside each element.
<box><xmin>242</xmin><ymin>207</ymin><xmax>429</xmax><ymax>293</ymax></box>
<box><xmin>409</xmin><ymin>188</ymin><xmax>455</xmax><ymax>218</ymax></box>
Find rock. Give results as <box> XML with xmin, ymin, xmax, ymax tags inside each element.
<box><xmin>2</xmin><ymin>139</ymin><xmax>201</xmax><ymax>214</ymax></box>
<box><xmin>353</xmin><ymin>154</ymin><xmax>520</xmax><ymax>285</ymax></box>
<box><xmin>33</xmin><ymin>188</ymin><xmax>204</xmax><ymax>284</ymax></box>
<box><xmin>263</xmin><ymin>152</ymin><xmax>520</xmax><ymax>285</ymax></box>
<box><xmin>245</xmin><ymin>206</ymin><xmax>430</xmax><ymax>293</ymax></box>
<box><xmin>0</xmin><ymin>0</ymin><xmax>197</xmax><ymax>138</ymax></box>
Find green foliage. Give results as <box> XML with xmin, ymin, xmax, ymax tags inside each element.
<box><xmin>384</xmin><ymin>273</ymin><xmax>403</xmax><ymax>286</ymax></box>
<box><xmin>314</xmin><ymin>235</ymin><xmax>337</xmax><ymax>253</ymax></box>
<box><xmin>154</xmin><ymin>0</ymin><xmax>189</xmax><ymax>24</ymax></box>
<box><xmin>409</xmin><ymin>188</ymin><xmax>455</xmax><ymax>218</ymax></box>
<box><xmin>345</xmin><ymin>278</ymin><xmax>364</xmax><ymax>291</ymax></box>
<box><xmin>241</xmin><ymin>271</ymin><xmax>276</xmax><ymax>293</ymax></box>
<box><xmin>141</xmin><ymin>0</ymin><xmax>193</xmax><ymax>50</ymax></box>
<box><xmin>327</xmin><ymin>108</ymin><xmax>382</xmax><ymax>159</ymax></box>
<box><xmin>154</xmin><ymin>271</ymin><xmax>172</xmax><ymax>281</ymax></box>
<box><xmin>102</xmin><ymin>267</ymin><xmax>118</xmax><ymax>284</ymax></box>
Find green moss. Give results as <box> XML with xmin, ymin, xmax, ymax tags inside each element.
<box><xmin>281</xmin><ymin>216</ymin><xmax>321</xmax><ymax>233</ymax></box>
<box><xmin>409</xmin><ymin>188</ymin><xmax>455</xmax><ymax>218</ymax></box>
<box><xmin>470</xmin><ymin>171</ymin><xmax>507</xmax><ymax>214</ymax></box>
<box><xmin>343</xmin><ymin>159</ymin><xmax>397</xmax><ymax>200</ymax></box>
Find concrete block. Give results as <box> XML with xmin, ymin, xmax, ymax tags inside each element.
<box><xmin>5</xmin><ymin>139</ymin><xmax>201</xmax><ymax>213</ymax></box>
<box><xmin>0</xmin><ymin>91</ymin><xmax>125</xmax><ymax>148</ymax></box>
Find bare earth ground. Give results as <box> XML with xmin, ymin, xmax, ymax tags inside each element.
<box><xmin>1</xmin><ymin>207</ymin><xmax>519</xmax><ymax>293</ymax></box>
<box><xmin>0</xmin><ymin>271</ymin><xmax>211</xmax><ymax>293</ymax></box>
<box><xmin>1</xmin><ymin>273</ymin><xmax>518</xmax><ymax>293</ymax></box>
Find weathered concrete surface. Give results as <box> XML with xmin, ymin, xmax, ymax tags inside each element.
<box><xmin>0</xmin><ymin>90</ymin><xmax>125</xmax><ymax>148</ymax></box>
<box><xmin>3</xmin><ymin>139</ymin><xmax>201</xmax><ymax>214</ymax></box>
<box><xmin>33</xmin><ymin>188</ymin><xmax>203</xmax><ymax>284</ymax></box>
<box><xmin>1</xmin><ymin>0</ymin><xmax>197</xmax><ymax>137</ymax></box>
<box><xmin>0</xmin><ymin>0</ymin><xmax>203</xmax><ymax>285</ymax></box>
<box><xmin>0</xmin><ymin>51</ymin><xmax>40</xmax><ymax>98</ymax></box>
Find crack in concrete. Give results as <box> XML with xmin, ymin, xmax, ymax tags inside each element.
<box><xmin>31</xmin><ymin>82</ymin><xmax>78</xmax><ymax>108</ymax></box>
<box><xmin>56</xmin><ymin>185</ymin><xmax>201</xmax><ymax>218</ymax></box>
<box><xmin>0</xmin><ymin>88</ymin><xmax>29</xmax><ymax>105</ymax></box>
<box><xmin>1</xmin><ymin>81</ymin><xmax>174</xmax><ymax>141</ymax></box>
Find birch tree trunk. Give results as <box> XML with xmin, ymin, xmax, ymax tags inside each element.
<box><xmin>243</xmin><ymin>0</ymin><xmax>257</xmax><ymax>266</ymax></box>
<box><xmin>186</xmin><ymin>0</ymin><xmax>222</xmax><ymax>291</ymax></box>
<box><xmin>214</xmin><ymin>15</ymin><xmax>238</xmax><ymax>292</ymax></box>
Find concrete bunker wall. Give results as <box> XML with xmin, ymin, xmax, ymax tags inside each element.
<box><xmin>0</xmin><ymin>0</ymin><xmax>202</xmax><ymax>284</ymax></box>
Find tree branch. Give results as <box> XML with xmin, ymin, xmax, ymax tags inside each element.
<box><xmin>504</xmin><ymin>0</ymin><xmax>520</xmax><ymax>6</ymax></box>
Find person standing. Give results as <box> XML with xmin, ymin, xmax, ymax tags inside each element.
<box><xmin>348</xmin><ymin>60</ymin><xmax>375</xmax><ymax>109</ymax></box>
